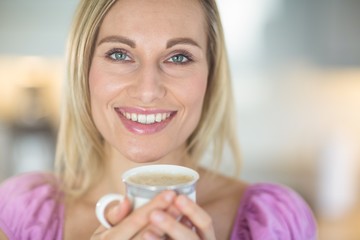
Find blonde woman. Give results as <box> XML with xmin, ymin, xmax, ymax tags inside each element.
<box><xmin>0</xmin><ymin>0</ymin><xmax>317</xmax><ymax>239</ymax></box>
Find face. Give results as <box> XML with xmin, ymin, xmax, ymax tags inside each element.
<box><xmin>89</xmin><ymin>0</ymin><xmax>208</xmax><ymax>163</ymax></box>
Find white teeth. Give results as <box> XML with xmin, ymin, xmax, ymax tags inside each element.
<box><xmin>146</xmin><ymin>114</ymin><xmax>155</xmax><ymax>124</ymax></box>
<box><xmin>155</xmin><ymin>113</ymin><xmax>162</xmax><ymax>122</ymax></box>
<box><xmin>138</xmin><ymin>114</ymin><xmax>146</xmax><ymax>124</ymax></box>
<box><xmin>131</xmin><ymin>113</ymin><xmax>137</xmax><ymax>121</ymax></box>
<box><xmin>122</xmin><ymin>111</ymin><xmax>171</xmax><ymax>124</ymax></box>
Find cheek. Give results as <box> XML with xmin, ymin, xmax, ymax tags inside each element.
<box><xmin>89</xmin><ymin>62</ymin><xmax>105</xmax><ymax>102</ymax></box>
<box><xmin>89</xmin><ymin>63</ymin><xmax>127</xmax><ymax>108</ymax></box>
<box><xmin>177</xmin><ymin>72</ymin><xmax>208</xmax><ymax>122</ymax></box>
<box><xmin>89</xmin><ymin>68</ymin><xmax>112</xmax><ymax>101</ymax></box>
<box><xmin>88</xmin><ymin>63</ymin><xmax>121</xmax><ymax>131</ymax></box>
<box><xmin>88</xmin><ymin>65</ymin><xmax>107</xmax><ymax>135</ymax></box>
<box><xmin>89</xmin><ymin>66</ymin><xmax>107</xmax><ymax>121</ymax></box>
<box><xmin>186</xmin><ymin>73</ymin><xmax>208</xmax><ymax>109</ymax></box>
<box><xmin>170</xmin><ymin>76</ymin><xmax>207</xmax><ymax>145</ymax></box>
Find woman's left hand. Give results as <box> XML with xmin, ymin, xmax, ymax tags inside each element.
<box><xmin>143</xmin><ymin>195</ymin><xmax>216</xmax><ymax>240</ymax></box>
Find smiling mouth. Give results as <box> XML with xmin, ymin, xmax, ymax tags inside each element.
<box><xmin>115</xmin><ymin>108</ymin><xmax>176</xmax><ymax>134</ymax></box>
<box><xmin>120</xmin><ymin>111</ymin><xmax>172</xmax><ymax>124</ymax></box>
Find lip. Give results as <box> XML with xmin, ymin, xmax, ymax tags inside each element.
<box><xmin>115</xmin><ymin>107</ymin><xmax>177</xmax><ymax>135</ymax></box>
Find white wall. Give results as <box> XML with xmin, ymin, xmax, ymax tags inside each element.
<box><xmin>0</xmin><ymin>0</ymin><xmax>78</xmax><ymax>56</ymax></box>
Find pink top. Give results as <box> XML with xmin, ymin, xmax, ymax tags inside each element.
<box><xmin>0</xmin><ymin>173</ymin><xmax>317</xmax><ymax>240</ymax></box>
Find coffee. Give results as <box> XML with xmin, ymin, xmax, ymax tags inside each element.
<box><xmin>128</xmin><ymin>173</ymin><xmax>194</xmax><ymax>186</ymax></box>
<box><xmin>96</xmin><ymin>165</ymin><xmax>199</xmax><ymax>229</ymax></box>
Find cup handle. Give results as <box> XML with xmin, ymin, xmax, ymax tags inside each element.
<box><xmin>95</xmin><ymin>193</ymin><xmax>125</xmax><ymax>229</ymax></box>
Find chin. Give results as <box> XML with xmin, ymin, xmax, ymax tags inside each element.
<box><xmin>124</xmin><ymin>150</ymin><xmax>165</xmax><ymax>164</ymax></box>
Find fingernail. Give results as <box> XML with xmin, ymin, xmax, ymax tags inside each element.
<box><xmin>143</xmin><ymin>231</ymin><xmax>158</xmax><ymax>240</ymax></box>
<box><xmin>110</xmin><ymin>204</ymin><xmax>121</xmax><ymax>215</ymax></box>
<box><xmin>151</xmin><ymin>211</ymin><xmax>165</xmax><ymax>223</ymax></box>
<box><xmin>177</xmin><ymin>195</ymin><xmax>187</xmax><ymax>207</ymax></box>
<box><xmin>167</xmin><ymin>205</ymin><xmax>181</xmax><ymax>218</ymax></box>
<box><xmin>163</xmin><ymin>191</ymin><xmax>175</xmax><ymax>203</ymax></box>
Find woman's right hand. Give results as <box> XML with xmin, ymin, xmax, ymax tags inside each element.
<box><xmin>90</xmin><ymin>191</ymin><xmax>177</xmax><ymax>240</ymax></box>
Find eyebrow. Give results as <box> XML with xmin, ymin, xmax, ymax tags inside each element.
<box><xmin>166</xmin><ymin>38</ymin><xmax>201</xmax><ymax>49</ymax></box>
<box><xmin>97</xmin><ymin>35</ymin><xmax>201</xmax><ymax>49</ymax></box>
<box><xmin>97</xmin><ymin>35</ymin><xmax>136</xmax><ymax>48</ymax></box>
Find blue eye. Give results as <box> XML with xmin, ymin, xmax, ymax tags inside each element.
<box><xmin>106</xmin><ymin>49</ymin><xmax>132</xmax><ymax>62</ymax></box>
<box><xmin>111</xmin><ymin>52</ymin><xmax>126</xmax><ymax>60</ymax></box>
<box><xmin>110</xmin><ymin>52</ymin><xmax>130</xmax><ymax>61</ymax></box>
<box><xmin>168</xmin><ymin>53</ymin><xmax>192</xmax><ymax>64</ymax></box>
<box><xmin>170</xmin><ymin>55</ymin><xmax>186</xmax><ymax>63</ymax></box>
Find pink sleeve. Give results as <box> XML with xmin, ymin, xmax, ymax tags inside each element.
<box><xmin>230</xmin><ymin>183</ymin><xmax>317</xmax><ymax>240</ymax></box>
<box><xmin>0</xmin><ymin>173</ymin><xmax>64</xmax><ymax>240</ymax></box>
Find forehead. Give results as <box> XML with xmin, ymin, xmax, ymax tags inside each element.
<box><xmin>97</xmin><ymin>0</ymin><xmax>207</xmax><ymax>47</ymax></box>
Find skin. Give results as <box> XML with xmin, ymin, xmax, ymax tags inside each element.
<box><xmin>0</xmin><ymin>229</ymin><xmax>7</xmax><ymax>240</ymax></box>
<box><xmin>62</xmin><ymin>0</ymin><xmax>248</xmax><ymax>239</ymax></box>
<box><xmin>89</xmin><ymin>0</ymin><xmax>208</xmax><ymax>167</ymax></box>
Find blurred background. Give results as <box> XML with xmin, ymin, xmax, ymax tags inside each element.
<box><xmin>0</xmin><ymin>0</ymin><xmax>359</xmax><ymax>239</ymax></box>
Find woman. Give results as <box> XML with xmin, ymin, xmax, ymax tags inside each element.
<box><xmin>0</xmin><ymin>0</ymin><xmax>317</xmax><ymax>239</ymax></box>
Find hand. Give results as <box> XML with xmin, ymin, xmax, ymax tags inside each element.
<box><xmin>90</xmin><ymin>191</ymin><xmax>176</xmax><ymax>240</ymax></box>
<box><xmin>143</xmin><ymin>195</ymin><xmax>216</xmax><ymax>240</ymax></box>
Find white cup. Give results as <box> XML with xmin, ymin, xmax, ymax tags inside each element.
<box><xmin>95</xmin><ymin>164</ymin><xmax>199</xmax><ymax>229</ymax></box>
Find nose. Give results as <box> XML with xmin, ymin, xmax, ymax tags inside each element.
<box><xmin>127</xmin><ymin>64</ymin><xmax>166</xmax><ymax>103</ymax></box>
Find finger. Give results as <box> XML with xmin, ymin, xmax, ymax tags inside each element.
<box><xmin>175</xmin><ymin>195</ymin><xmax>216</xmax><ymax>240</ymax></box>
<box><xmin>142</xmin><ymin>229</ymin><xmax>164</xmax><ymax>240</ymax></box>
<box><xmin>92</xmin><ymin>197</ymin><xmax>133</xmax><ymax>237</ymax></box>
<box><xmin>104</xmin><ymin>191</ymin><xmax>176</xmax><ymax>239</ymax></box>
<box><xmin>107</xmin><ymin>197</ymin><xmax>132</xmax><ymax>226</ymax></box>
<box><xmin>141</xmin><ymin>203</ymin><xmax>194</xmax><ymax>239</ymax></box>
<box><xmin>179</xmin><ymin>215</ymin><xmax>195</xmax><ymax>229</ymax></box>
<box><xmin>149</xmin><ymin>210</ymin><xmax>199</xmax><ymax>240</ymax></box>
<box><xmin>167</xmin><ymin>204</ymin><xmax>182</xmax><ymax>219</ymax></box>
<box><xmin>140</xmin><ymin>225</ymin><xmax>165</xmax><ymax>239</ymax></box>
<box><xmin>139</xmin><ymin>204</ymin><xmax>182</xmax><ymax>240</ymax></box>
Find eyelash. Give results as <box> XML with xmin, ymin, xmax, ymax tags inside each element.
<box><xmin>104</xmin><ymin>48</ymin><xmax>194</xmax><ymax>65</ymax></box>
<box><xmin>105</xmin><ymin>48</ymin><xmax>132</xmax><ymax>62</ymax></box>
<box><xmin>167</xmin><ymin>50</ymin><xmax>194</xmax><ymax>65</ymax></box>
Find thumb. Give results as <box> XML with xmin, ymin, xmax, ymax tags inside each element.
<box><xmin>106</xmin><ymin>197</ymin><xmax>133</xmax><ymax>226</ymax></box>
<box><xmin>92</xmin><ymin>198</ymin><xmax>133</xmax><ymax>238</ymax></box>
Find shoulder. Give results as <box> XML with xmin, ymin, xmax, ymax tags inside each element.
<box><xmin>197</xmin><ymin>168</ymin><xmax>246</xmax><ymax>206</ymax></box>
<box><xmin>231</xmin><ymin>182</ymin><xmax>317</xmax><ymax>240</ymax></box>
<box><xmin>197</xmin><ymin>169</ymin><xmax>248</xmax><ymax>239</ymax></box>
<box><xmin>0</xmin><ymin>172</ymin><xmax>62</xmax><ymax>205</ymax></box>
<box><xmin>0</xmin><ymin>172</ymin><xmax>64</xmax><ymax>240</ymax></box>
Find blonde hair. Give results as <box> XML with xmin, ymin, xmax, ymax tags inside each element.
<box><xmin>56</xmin><ymin>0</ymin><xmax>241</xmax><ymax>198</ymax></box>
<box><xmin>189</xmin><ymin>0</ymin><xmax>241</xmax><ymax>172</ymax></box>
